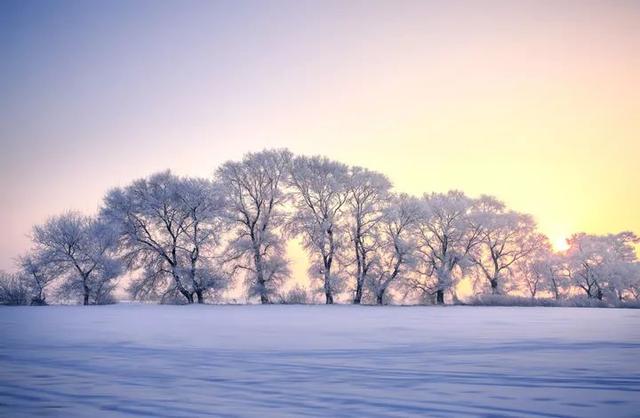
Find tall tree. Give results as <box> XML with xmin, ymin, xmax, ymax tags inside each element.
<box><xmin>31</xmin><ymin>212</ymin><xmax>121</xmax><ymax>305</ymax></box>
<box><xmin>414</xmin><ymin>191</ymin><xmax>482</xmax><ymax>304</ymax></box>
<box><xmin>102</xmin><ymin>172</ymin><xmax>227</xmax><ymax>304</ymax></box>
<box><xmin>216</xmin><ymin>149</ymin><xmax>292</xmax><ymax>303</ymax></box>
<box><xmin>288</xmin><ymin>155</ymin><xmax>350</xmax><ymax>304</ymax></box>
<box><xmin>470</xmin><ymin>196</ymin><xmax>543</xmax><ymax>295</ymax></box>
<box><xmin>367</xmin><ymin>194</ymin><xmax>420</xmax><ymax>304</ymax></box>
<box><xmin>345</xmin><ymin>167</ymin><xmax>391</xmax><ymax>304</ymax></box>
<box><xmin>177</xmin><ymin>177</ymin><xmax>229</xmax><ymax>303</ymax></box>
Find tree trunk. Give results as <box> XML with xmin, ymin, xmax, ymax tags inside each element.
<box><xmin>353</xmin><ymin>239</ymin><xmax>363</xmax><ymax>304</ymax></box>
<box><xmin>376</xmin><ymin>290</ymin><xmax>384</xmax><ymax>305</ymax></box>
<box><xmin>323</xmin><ymin>257</ymin><xmax>334</xmax><ymax>304</ymax></box>
<box><xmin>31</xmin><ymin>287</ymin><xmax>47</xmax><ymax>306</ymax></box>
<box><xmin>435</xmin><ymin>266</ymin><xmax>451</xmax><ymax>305</ymax></box>
<box><xmin>353</xmin><ymin>284</ymin><xmax>363</xmax><ymax>304</ymax></box>
<box><xmin>83</xmin><ymin>280</ymin><xmax>90</xmax><ymax>305</ymax></box>
<box><xmin>490</xmin><ymin>278</ymin><xmax>499</xmax><ymax>294</ymax></box>
<box><xmin>180</xmin><ymin>289</ymin><xmax>194</xmax><ymax>304</ymax></box>
<box><xmin>253</xmin><ymin>245</ymin><xmax>269</xmax><ymax>304</ymax></box>
<box><xmin>196</xmin><ymin>290</ymin><xmax>204</xmax><ymax>304</ymax></box>
<box><xmin>256</xmin><ymin>269</ymin><xmax>268</xmax><ymax>304</ymax></box>
<box><xmin>325</xmin><ymin>291</ymin><xmax>334</xmax><ymax>304</ymax></box>
<box><xmin>325</xmin><ymin>270</ymin><xmax>334</xmax><ymax>304</ymax></box>
<box><xmin>170</xmin><ymin>266</ymin><xmax>194</xmax><ymax>304</ymax></box>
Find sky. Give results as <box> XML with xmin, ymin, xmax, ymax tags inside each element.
<box><xmin>1</xmin><ymin>0</ymin><xmax>639</xmax><ymax>273</ymax></box>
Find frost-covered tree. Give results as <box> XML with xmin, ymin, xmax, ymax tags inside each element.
<box><xmin>530</xmin><ymin>252</ymin><xmax>569</xmax><ymax>300</ymax></box>
<box><xmin>288</xmin><ymin>156</ymin><xmax>350</xmax><ymax>304</ymax></box>
<box><xmin>470</xmin><ymin>196</ymin><xmax>544</xmax><ymax>295</ymax></box>
<box><xmin>413</xmin><ymin>191</ymin><xmax>482</xmax><ymax>304</ymax></box>
<box><xmin>564</xmin><ymin>232</ymin><xmax>639</xmax><ymax>301</ymax></box>
<box><xmin>345</xmin><ymin>167</ymin><xmax>391</xmax><ymax>304</ymax></box>
<box><xmin>177</xmin><ymin>177</ymin><xmax>229</xmax><ymax>303</ymax></box>
<box><xmin>30</xmin><ymin>212</ymin><xmax>122</xmax><ymax>305</ymax></box>
<box><xmin>626</xmin><ymin>264</ymin><xmax>640</xmax><ymax>301</ymax></box>
<box><xmin>0</xmin><ymin>271</ymin><xmax>30</xmax><ymax>305</ymax></box>
<box><xmin>102</xmin><ymin>172</ymin><xmax>227</xmax><ymax>304</ymax></box>
<box><xmin>513</xmin><ymin>238</ymin><xmax>560</xmax><ymax>299</ymax></box>
<box><xmin>216</xmin><ymin>149</ymin><xmax>292</xmax><ymax>303</ymax></box>
<box><xmin>605</xmin><ymin>261</ymin><xmax>640</xmax><ymax>302</ymax></box>
<box><xmin>367</xmin><ymin>194</ymin><xmax>420</xmax><ymax>304</ymax></box>
<box><xmin>17</xmin><ymin>253</ymin><xmax>59</xmax><ymax>305</ymax></box>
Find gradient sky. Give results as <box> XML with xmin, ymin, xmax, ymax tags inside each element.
<box><xmin>1</xmin><ymin>0</ymin><xmax>639</xmax><ymax>272</ymax></box>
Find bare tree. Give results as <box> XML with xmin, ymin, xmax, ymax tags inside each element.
<box><xmin>102</xmin><ymin>171</ymin><xmax>227</xmax><ymax>304</ymax></box>
<box><xmin>216</xmin><ymin>149</ymin><xmax>292</xmax><ymax>303</ymax></box>
<box><xmin>31</xmin><ymin>212</ymin><xmax>121</xmax><ymax>305</ymax></box>
<box><xmin>288</xmin><ymin>155</ymin><xmax>350</xmax><ymax>304</ymax></box>
<box><xmin>345</xmin><ymin>167</ymin><xmax>391</xmax><ymax>304</ymax></box>
<box><xmin>367</xmin><ymin>194</ymin><xmax>420</xmax><ymax>304</ymax></box>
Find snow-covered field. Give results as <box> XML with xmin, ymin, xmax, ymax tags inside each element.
<box><xmin>1</xmin><ymin>305</ymin><xmax>638</xmax><ymax>417</ymax></box>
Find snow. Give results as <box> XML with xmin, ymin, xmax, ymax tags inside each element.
<box><xmin>1</xmin><ymin>305</ymin><xmax>639</xmax><ymax>417</ymax></box>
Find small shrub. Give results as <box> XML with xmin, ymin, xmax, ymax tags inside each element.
<box><xmin>277</xmin><ymin>285</ymin><xmax>310</xmax><ymax>304</ymax></box>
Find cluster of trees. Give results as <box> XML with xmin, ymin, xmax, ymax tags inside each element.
<box><xmin>2</xmin><ymin>149</ymin><xmax>639</xmax><ymax>306</ymax></box>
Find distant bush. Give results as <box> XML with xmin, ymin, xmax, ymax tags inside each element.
<box><xmin>562</xmin><ymin>297</ymin><xmax>610</xmax><ymax>308</ymax></box>
<box><xmin>276</xmin><ymin>285</ymin><xmax>311</xmax><ymax>304</ymax></box>
<box><xmin>612</xmin><ymin>300</ymin><xmax>640</xmax><ymax>309</ymax></box>
<box><xmin>460</xmin><ymin>294</ymin><xmax>638</xmax><ymax>308</ymax></box>
<box><xmin>463</xmin><ymin>295</ymin><xmax>549</xmax><ymax>307</ymax></box>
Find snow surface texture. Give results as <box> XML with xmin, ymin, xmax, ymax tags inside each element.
<box><xmin>1</xmin><ymin>305</ymin><xmax>639</xmax><ymax>417</ymax></box>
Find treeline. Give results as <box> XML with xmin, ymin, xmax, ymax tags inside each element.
<box><xmin>1</xmin><ymin>149</ymin><xmax>639</xmax><ymax>306</ymax></box>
